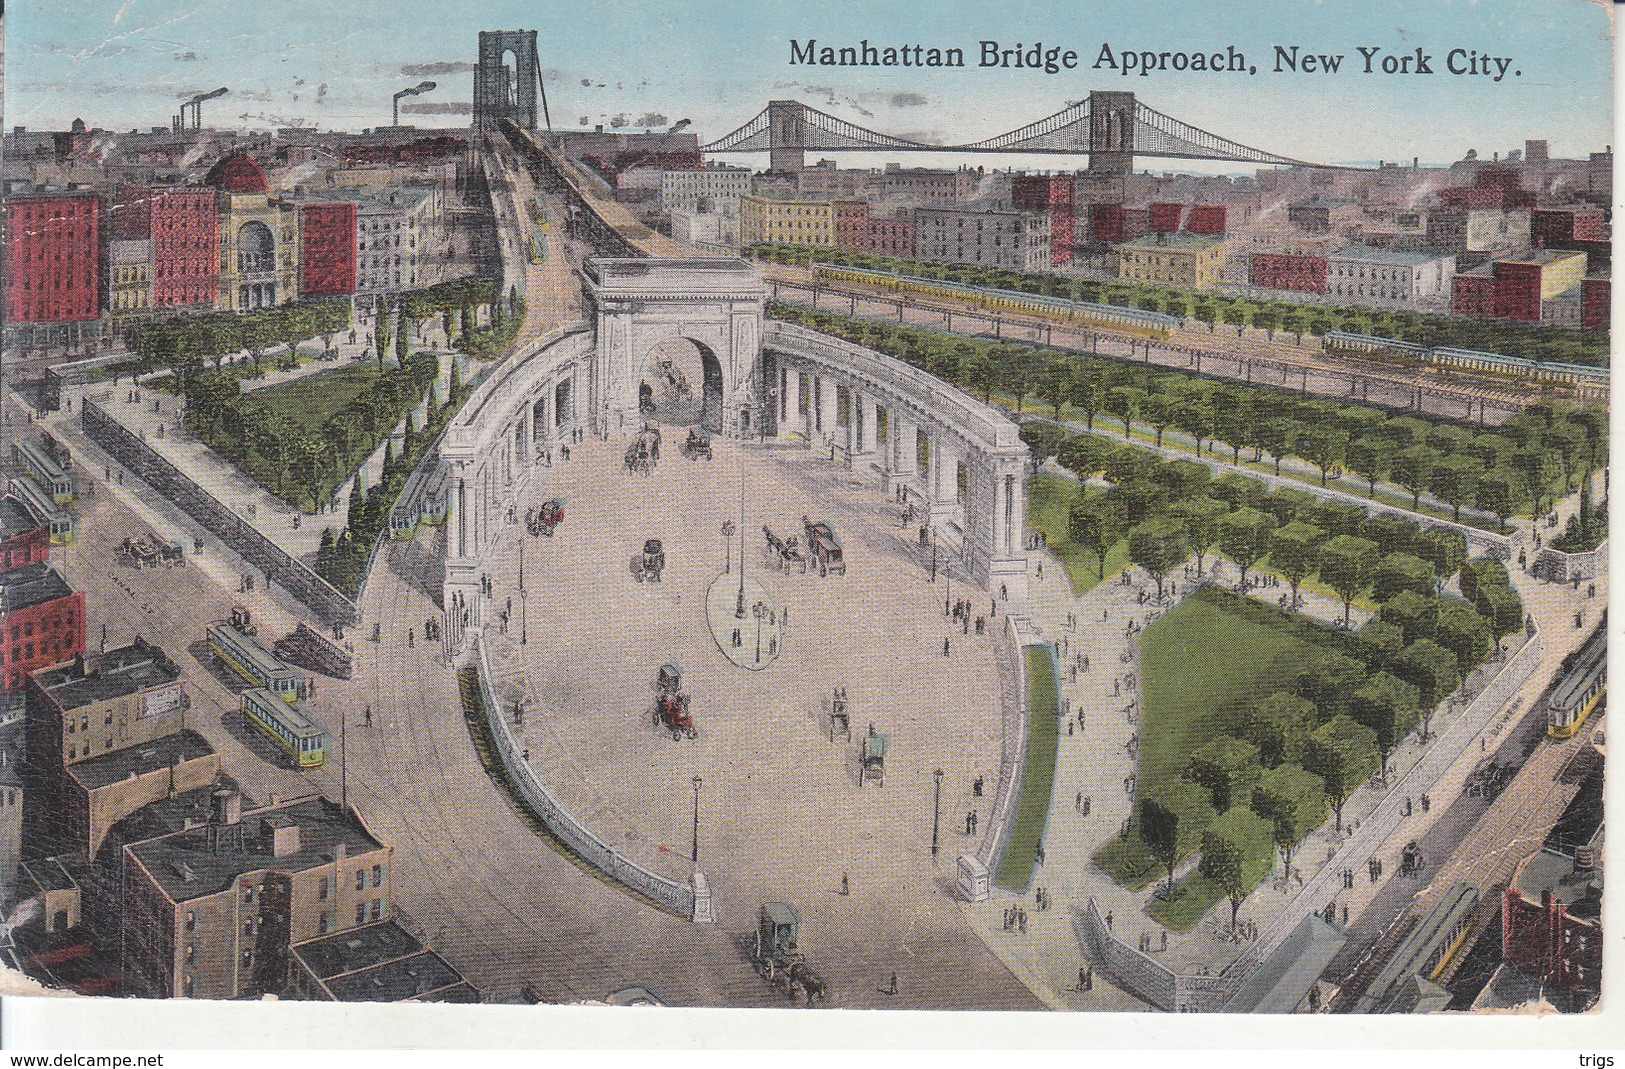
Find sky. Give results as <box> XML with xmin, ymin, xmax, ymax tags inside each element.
<box><xmin>4</xmin><ymin>0</ymin><xmax>1614</xmax><ymax>173</ymax></box>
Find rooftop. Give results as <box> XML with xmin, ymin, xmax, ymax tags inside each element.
<box><xmin>1123</xmin><ymin>232</ymin><xmax>1224</xmax><ymax>251</ymax></box>
<box><xmin>1511</xmin><ymin>846</ymin><xmax>1604</xmax><ymax>921</ymax></box>
<box><xmin>66</xmin><ymin>729</ymin><xmax>215</xmax><ymax>792</ymax></box>
<box><xmin>1498</xmin><ymin>248</ymin><xmax>1589</xmax><ymax>267</ymax></box>
<box><xmin>0</xmin><ymin>564</ymin><xmax>75</xmax><ymax>614</ymax></box>
<box><xmin>0</xmin><ymin>497</ymin><xmax>43</xmax><ymax>540</ymax></box>
<box><xmin>126</xmin><ymin>795</ymin><xmax>385</xmax><ymax>903</ymax></box>
<box><xmin>298</xmin><ymin>185</ymin><xmax>437</xmax><ymax>214</ymax></box>
<box><xmin>293</xmin><ymin>920</ymin><xmax>475</xmax><ymax>1002</ymax></box>
<box><xmin>204</xmin><ymin>152</ymin><xmax>268</xmax><ymax>194</ymax></box>
<box><xmin>95</xmin><ymin>777</ymin><xmax>244</xmax><ymax>867</ymax></box>
<box><xmin>1221</xmin><ymin>914</ymin><xmax>1346</xmax><ymax>1013</ymax></box>
<box><xmin>1330</xmin><ymin>244</ymin><xmax>1455</xmax><ymax>266</ymax></box>
<box><xmin>31</xmin><ymin>638</ymin><xmax>181</xmax><ymax>711</ymax></box>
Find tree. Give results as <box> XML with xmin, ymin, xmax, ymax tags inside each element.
<box><xmin>1295</xmin><ymin>426</ymin><xmax>1348</xmax><ymax>488</ymax></box>
<box><xmin>1143</xmin><ymin>394</ymin><xmax>1175</xmax><ymax>447</ymax></box>
<box><xmin>1139</xmin><ymin>779</ymin><xmax>1216</xmax><ymax>899</ymax></box>
<box><xmin>1433</xmin><ymin>598</ymin><xmax>1493</xmax><ymax>673</ymax></box>
<box><xmin>1127</xmin><ymin>517</ymin><xmax>1190</xmax><ymax>600</ymax></box>
<box><xmin>963</xmin><ymin>353</ymin><xmax>998</xmax><ymax>403</ymax></box>
<box><xmin>1067</xmin><ymin>369</ymin><xmax>1105</xmax><ymax>430</ymax></box>
<box><xmin>1186</xmin><ymin>735</ymin><xmax>1263</xmax><ymax>812</ymax></box>
<box><xmin>1199</xmin><ymin>808</ymin><xmax>1276</xmax><ymax>930</ymax></box>
<box><xmin>1239</xmin><ymin>691</ymin><xmax>1317</xmax><ymax>768</ymax></box>
<box><xmin>1474</xmin><ymin>467</ymin><xmax>1525</xmax><ymax>530</ymax></box>
<box><xmin>1377</xmin><ymin>589</ymin><xmax>1441</xmax><ymax>646</ymax></box>
<box><xmin>1317</xmin><ymin>534</ymin><xmax>1378</xmax><ymax>627</ymax></box>
<box><xmin>1356</xmin><ymin>618</ymin><xmax>1406</xmax><ymax>669</ymax></box>
<box><xmin>1350</xmin><ymin>671</ymin><xmax>1423</xmax><ymax>771</ymax></box>
<box><xmin>1304</xmin><ymin>715</ymin><xmax>1379</xmax><ymax>832</ymax></box>
<box><xmin>1345</xmin><ymin>437</ymin><xmax>1388</xmax><ymax>498</ymax></box>
<box><xmin>1393</xmin><ymin>640</ymin><xmax>1460</xmax><ymax>717</ymax></box>
<box><xmin>1390</xmin><ymin>446</ymin><xmax>1435</xmax><ymax>510</ymax></box>
<box><xmin>1255</xmin><ymin>418</ymin><xmax>1295</xmax><ymax>475</ymax></box>
<box><xmin>1216</xmin><ymin>507</ymin><xmax>1276</xmax><ymax>588</ymax></box>
<box><xmin>1168</xmin><ymin>496</ymin><xmax>1229</xmax><ymax>572</ymax></box>
<box><xmin>1250</xmin><ymin>763</ymin><xmax>1329</xmax><ymax>878</ymax></box>
<box><xmin>1415</xmin><ymin>529</ymin><xmax>1467</xmax><ymax>590</ymax></box>
<box><xmin>241</xmin><ymin>314</ymin><xmax>281</xmax><ymax>374</ymax></box>
<box><xmin>1370</xmin><ymin>552</ymin><xmax>1436</xmax><ymax>602</ymax></box>
<box><xmin>1474</xmin><ymin>583</ymin><xmax>1525</xmax><ymax>643</ymax></box>
<box><xmin>1429</xmin><ymin>454</ymin><xmax>1485</xmax><ymax>523</ymax></box>
<box><xmin>1107</xmin><ymin>386</ymin><xmax>1147</xmax><ymax>440</ymax></box>
<box><xmin>1212</xmin><ymin>472</ymin><xmax>1268</xmax><ymax>509</ymax></box>
<box><xmin>1270</xmin><ymin>521</ymin><xmax>1325</xmax><ymax>606</ymax></box>
<box><xmin>1018</xmin><ymin>422</ymin><xmax>1068</xmax><ymax>474</ymax></box>
<box><xmin>396</xmin><ymin>317</ymin><xmax>412</xmax><ymax>364</ymax></box>
<box><xmin>1295</xmin><ymin>652</ymin><xmax>1367</xmax><ymax>719</ymax></box>
<box><xmin>375</xmin><ymin>310</ymin><xmax>393</xmax><ymax>369</ymax></box>
<box><xmin>1067</xmin><ymin>502</ymin><xmax>1120</xmax><ymax>580</ymax></box>
<box><xmin>1057</xmin><ymin>434</ymin><xmax>1112</xmax><ymax>482</ymax></box>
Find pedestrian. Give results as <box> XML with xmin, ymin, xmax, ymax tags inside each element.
<box><xmin>886</xmin><ymin>972</ymin><xmax>898</xmax><ymax>995</ymax></box>
<box><xmin>1160</xmin><ymin>929</ymin><xmax>1167</xmax><ymax>951</ymax></box>
<box><xmin>407</xmin><ymin>629</ymin><xmax>415</xmax><ymax>648</ymax></box>
<box><xmin>1083</xmin><ymin>655</ymin><xmax>1090</xmax><ymax>672</ymax></box>
<box><xmin>1082</xmin><ymin>796</ymin><xmax>1091</xmax><ymax>817</ymax></box>
<box><xmin>840</xmin><ymin>872</ymin><xmax>849</xmax><ymax>896</ymax></box>
<box><xmin>363</xmin><ymin>706</ymin><xmax>372</xmax><ymax>728</ymax></box>
<box><xmin>965</xmin><ymin>811</ymin><xmax>975</xmax><ymax>835</ymax></box>
<box><xmin>1035</xmin><ymin>841</ymin><xmax>1045</xmax><ymax>867</ymax></box>
<box><xmin>973</xmin><ymin>775</ymin><xmax>984</xmax><ymax>797</ymax></box>
<box><xmin>1341</xmin><ymin>905</ymin><xmax>1349</xmax><ymax>926</ymax></box>
<box><xmin>1018</xmin><ymin>910</ymin><xmax>1027</xmax><ymax>934</ymax></box>
<box><xmin>1075</xmin><ymin>791</ymin><xmax>1083</xmax><ymax>811</ymax></box>
<box><xmin>1077</xmin><ymin>967</ymin><xmax>1088</xmax><ymax>992</ymax></box>
<box><xmin>943</xmin><ymin>636</ymin><xmax>951</xmax><ymax>657</ymax></box>
<box><xmin>1105</xmin><ymin>910</ymin><xmax>1113</xmax><ymax>930</ymax></box>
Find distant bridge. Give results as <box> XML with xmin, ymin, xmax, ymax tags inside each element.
<box><xmin>701</xmin><ymin>91</ymin><xmax>1355</xmax><ymax>173</ymax></box>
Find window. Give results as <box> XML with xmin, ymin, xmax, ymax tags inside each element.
<box><xmin>355</xmin><ymin>902</ymin><xmax>367</xmax><ymax>926</ymax></box>
<box><xmin>371</xmin><ymin>864</ymin><xmax>382</xmax><ymax>888</ymax></box>
<box><xmin>318</xmin><ymin>912</ymin><xmax>330</xmax><ymax>935</ymax></box>
<box><xmin>355</xmin><ymin>869</ymin><xmax>365</xmax><ymax>892</ymax></box>
<box><xmin>318</xmin><ymin>877</ymin><xmax>329</xmax><ymax>901</ymax></box>
<box><xmin>241</xmin><ymin>948</ymin><xmax>252</xmax><ymax>966</ymax></box>
<box><xmin>185</xmin><ymin>911</ymin><xmax>196</xmax><ymax>932</ymax></box>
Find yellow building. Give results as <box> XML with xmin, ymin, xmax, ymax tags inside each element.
<box><xmin>205</xmin><ymin>152</ymin><xmax>302</xmax><ymax>312</ymax></box>
<box><xmin>1118</xmin><ymin>233</ymin><xmax>1229</xmax><ymax>291</ymax></box>
<box><xmin>739</xmin><ymin>194</ymin><xmax>837</xmax><ymax>249</ymax></box>
<box><xmin>108</xmin><ymin>239</ymin><xmax>154</xmax><ymax>318</ymax></box>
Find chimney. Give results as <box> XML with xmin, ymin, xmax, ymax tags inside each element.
<box><xmin>334</xmin><ymin>842</ymin><xmax>347</xmax><ymax>861</ymax></box>
<box><xmin>261</xmin><ymin>819</ymin><xmax>301</xmax><ymax>858</ymax></box>
<box><xmin>1575</xmin><ymin>845</ymin><xmax>1596</xmax><ymax>872</ymax></box>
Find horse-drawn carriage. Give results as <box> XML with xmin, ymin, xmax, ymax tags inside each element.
<box><xmin>635</xmin><ymin>539</ymin><xmax>665</xmax><ymax>582</ymax></box>
<box><xmin>624</xmin><ymin>425</ymin><xmax>661</xmax><ymax>476</ymax></box>
<box><xmin>652</xmin><ymin>663</ymin><xmax>696</xmax><ymax>740</ymax></box>
<box><xmin>860</xmin><ymin>724</ymin><xmax>888</xmax><ymax>787</ymax></box>
<box><xmin>762</xmin><ymin>525</ymin><xmax>806</xmax><ymax>573</ymax></box>
<box><xmin>753</xmin><ymin>903</ymin><xmax>828</xmax><ymax>1007</ymax></box>
<box><xmin>802</xmin><ymin>517</ymin><xmax>845</xmax><ymax>577</ymax></box>
<box><xmin>681</xmin><ymin>428</ymin><xmax>713</xmax><ymax>461</ymax></box>
<box><xmin>527</xmin><ymin>498</ymin><xmax>565</xmax><ymax>537</ymax></box>
<box><xmin>1399</xmin><ymin>840</ymin><xmax>1424</xmax><ymax>878</ymax></box>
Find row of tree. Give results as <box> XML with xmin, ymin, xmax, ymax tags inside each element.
<box><xmin>128</xmin><ymin>299</ymin><xmax>354</xmax><ymax>375</ymax></box>
<box><xmin>749</xmin><ymin>242</ymin><xmax>1609</xmax><ymax>368</ymax></box>
<box><xmin>775</xmin><ymin>301</ymin><xmax>1605</xmax><ymax>529</ymax></box>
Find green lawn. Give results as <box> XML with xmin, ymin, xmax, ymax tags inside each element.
<box><xmin>996</xmin><ymin>645</ymin><xmax>1061</xmax><ymax>893</ymax></box>
<box><xmin>1025</xmin><ymin>472</ymin><xmax>1132</xmax><ymax>596</ymax></box>
<box><xmin>1147</xmin><ymin>872</ymin><xmax>1226</xmax><ymax>932</ymax></box>
<box><xmin>1092</xmin><ymin>589</ymin><xmax>1326</xmax><ymax>890</ymax></box>
<box><xmin>241</xmin><ymin>360</ymin><xmax>389</xmax><ymax>437</ymax></box>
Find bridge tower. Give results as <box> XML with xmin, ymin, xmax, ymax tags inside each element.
<box><xmin>476</xmin><ymin>30</ymin><xmax>547</xmax><ymax>131</ymax></box>
<box><xmin>1086</xmin><ymin>90</ymin><xmax>1136</xmax><ymax>178</ymax></box>
<box><xmin>767</xmin><ymin>99</ymin><xmax>808</xmax><ymax>173</ymax></box>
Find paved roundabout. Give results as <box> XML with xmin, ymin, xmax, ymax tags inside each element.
<box><xmin>466</xmin><ymin>425</ymin><xmax>1041</xmax><ymax>1008</ymax></box>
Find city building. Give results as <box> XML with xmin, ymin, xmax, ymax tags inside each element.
<box><xmin>1118</xmin><ymin>232</ymin><xmax>1228</xmax><ymax>291</ymax></box>
<box><xmin>1450</xmin><ymin>249</ymin><xmax>1588</xmax><ymax>321</ymax></box>
<box><xmin>0</xmin><ymin>703</ymin><xmax>25</xmax><ymax>906</ymax></box>
<box><xmin>668</xmin><ymin>210</ymin><xmax>737</xmax><ymax>248</ymax></box>
<box><xmin>1532</xmin><ymin>206</ymin><xmax>1610</xmax><ymax>250</ymax></box>
<box><xmin>1425</xmin><ymin>208</ymin><xmax>1532</xmax><ymax>255</ymax></box>
<box><xmin>0</xmin><ymin>564</ymin><xmax>84</xmax><ymax>693</ymax></box>
<box><xmin>26</xmin><ymin>637</ymin><xmax>189</xmax><ymax>772</ymax></box>
<box><xmin>287</xmin><ymin>919</ymin><xmax>478</xmax><ymax>1002</ymax></box>
<box><xmin>0</xmin><ymin>498</ymin><xmax>49</xmax><ymax>576</ymax></box>
<box><xmin>1326</xmin><ymin>245</ymin><xmax>1456</xmax><ymax>310</ymax></box>
<box><xmin>915</xmin><ymin>207</ymin><xmax>1051</xmax><ymax>271</ymax></box>
<box><xmin>1087</xmin><ymin>204</ymin><xmax>1149</xmax><ymax>245</ymax></box>
<box><xmin>1148</xmin><ymin>202</ymin><xmax>1184</xmax><ymax>233</ymax></box>
<box><xmin>659</xmin><ymin>163</ymin><xmax>752</xmax><ymax>216</ymax></box>
<box><xmin>1437</xmin><ymin>165</ymin><xmax>1536</xmax><ymax>211</ymax></box>
<box><xmin>149</xmin><ymin>189</ymin><xmax>222</xmax><ymax>310</ymax></box>
<box><xmin>879</xmin><ymin>164</ymin><xmax>980</xmax><ymax>205</ymax></box>
<box><xmin>57</xmin><ymin>730</ymin><xmax>219</xmax><ymax>859</ymax></box>
<box><xmin>1249</xmin><ymin>252</ymin><xmax>1329</xmax><ymax>294</ymax></box>
<box><xmin>1287</xmin><ymin>197</ymin><xmax>1356</xmax><ymax>233</ymax></box>
<box><xmin>347</xmin><ymin>186</ymin><xmax>447</xmax><ymax>297</ymax></box>
<box><xmin>1011</xmin><ymin>175</ymin><xmax>1076</xmax><ymax>265</ymax></box>
<box><xmin>4</xmin><ymin>194</ymin><xmax>102</xmax><ymax>332</ymax></box>
<box><xmin>1581</xmin><ymin>273</ymin><xmax>1610</xmax><ymax>333</ymax></box>
<box><xmin>207</xmin><ymin>152</ymin><xmax>302</xmax><ymax>312</ymax></box>
<box><xmin>1500</xmin><ymin>840</ymin><xmax>1602</xmax><ymax>1009</ymax></box>
<box><xmin>297</xmin><ymin>201</ymin><xmax>358</xmax><ymax>298</ymax></box>
<box><xmin>738</xmin><ymin>194</ymin><xmax>837</xmax><ymax>249</ymax></box>
<box><xmin>831</xmin><ymin>201</ymin><xmax>919</xmax><ymax>258</ymax></box>
<box><xmin>107</xmin><ymin>239</ymin><xmax>155</xmax><ymax>325</ymax></box>
<box><xmin>1184</xmin><ymin>205</ymin><xmax>1228</xmax><ymax>236</ymax></box>
<box><xmin>120</xmin><ymin>792</ymin><xmax>393</xmax><ymax>999</ymax></box>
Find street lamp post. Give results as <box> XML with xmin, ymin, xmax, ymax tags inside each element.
<box><xmin>931</xmin><ymin>768</ymin><xmax>944</xmax><ymax>858</ymax></box>
<box><xmin>518</xmin><ymin>538</ymin><xmax>528</xmax><ymax>646</ymax></box>
<box><xmin>735</xmin><ymin>461</ymin><xmax>748</xmax><ymax>619</ymax></box>
<box><xmin>721</xmin><ymin>520</ymin><xmax>735</xmax><ymax>574</ymax></box>
<box><xmin>691</xmin><ymin>775</ymin><xmax>703</xmax><ymax>863</ymax></box>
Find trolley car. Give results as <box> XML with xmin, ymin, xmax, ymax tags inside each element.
<box><xmin>9</xmin><ymin>476</ymin><xmax>75</xmax><ymax>545</ymax></box>
<box><xmin>241</xmin><ymin>687</ymin><xmax>329</xmax><ymax>768</ymax></box>
<box><xmin>14</xmin><ymin>441</ymin><xmax>75</xmax><ymax>504</ymax></box>
<box><xmin>1549</xmin><ymin>623</ymin><xmax>1606</xmax><ymax>739</ymax></box>
<box><xmin>389</xmin><ymin>466</ymin><xmax>448</xmax><ymax>540</ymax></box>
<box><xmin>1325</xmin><ymin>331</ymin><xmax>1610</xmax><ymax>391</ymax></box>
<box><xmin>206</xmin><ymin>622</ymin><xmax>307</xmax><ymax>703</ymax></box>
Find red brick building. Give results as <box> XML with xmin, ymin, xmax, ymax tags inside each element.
<box><xmin>833</xmin><ymin>201</ymin><xmax>919</xmax><ymax>258</ymax></box>
<box><xmin>298</xmin><ymin>202</ymin><xmax>358</xmax><ymax>298</ymax></box>
<box><xmin>1088</xmin><ymin>204</ymin><xmax>1150</xmax><ymax>246</ymax></box>
<box><xmin>1581</xmin><ymin>275</ymin><xmax>1610</xmax><ymax>333</ymax></box>
<box><xmin>0</xmin><ymin>564</ymin><xmax>84</xmax><ymax>692</ymax></box>
<box><xmin>1451</xmin><ymin>267</ymin><xmax>1497</xmax><ymax>317</ymax></box>
<box><xmin>1011</xmin><ymin>176</ymin><xmax>1075</xmax><ymax>265</ymax></box>
<box><xmin>1148</xmin><ymin>202</ymin><xmax>1184</xmax><ymax>234</ymax></box>
<box><xmin>0</xmin><ymin>499</ymin><xmax>48</xmax><ymax>577</ymax></box>
<box><xmin>1249</xmin><ymin>252</ymin><xmax>1329</xmax><ymax>294</ymax></box>
<box><xmin>1185</xmin><ymin>205</ymin><xmax>1228</xmax><ymax>236</ymax></box>
<box><xmin>1439</xmin><ymin>165</ymin><xmax>1537</xmax><ymax>211</ymax></box>
<box><xmin>1501</xmin><ymin>846</ymin><xmax>1602</xmax><ymax>1007</ymax></box>
<box><xmin>150</xmin><ymin>190</ymin><xmax>221</xmax><ymax>309</ymax></box>
<box><xmin>5</xmin><ymin>195</ymin><xmax>102</xmax><ymax>325</ymax></box>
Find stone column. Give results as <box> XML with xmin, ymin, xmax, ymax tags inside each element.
<box><xmin>860</xmin><ymin>394</ymin><xmax>880</xmax><ymax>454</ymax></box>
<box><xmin>818</xmin><ymin>376</ymin><xmax>839</xmax><ymax>444</ymax></box>
<box><xmin>929</xmin><ymin>434</ymin><xmax>959</xmax><ymax>527</ymax></box>
<box><xmin>521</xmin><ymin>402</ymin><xmax>536</xmax><ymax>463</ymax></box>
<box><xmin>888</xmin><ymin>412</ymin><xmax>919</xmax><ymax>496</ymax></box>
<box><xmin>781</xmin><ymin>365</ymin><xmax>799</xmax><ymax>435</ymax></box>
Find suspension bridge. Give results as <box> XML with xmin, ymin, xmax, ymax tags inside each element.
<box><xmin>700</xmin><ymin>91</ymin><xmax>1355</xmax><ymax>173</ymax></box>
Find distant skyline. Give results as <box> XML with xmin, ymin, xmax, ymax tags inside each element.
<box><xmin>6</xmin><ymin>0</ymin><xmax>1613</xmax><ymax>174</ymax></box>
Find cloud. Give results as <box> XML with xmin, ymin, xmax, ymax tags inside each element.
<box><xmin>401</xmin><ymin>101</ymin><xmax>474</xmax><ymax>115</ymax></box>
<box><xmin>174</xmin><ymin>51</ymin><xmax>200</xmax><ymax>62</ymax></box>
<box><xmin>402</xmin><ymin>61</ymin><xmax>477</xmax><ymax>77</ymax></box>
<box><xmin>888</xmin><ymin>92</ymin><xmax>929</xmax><ymax>108</ymax></box>
<box><xmin>316</xmin><ymin>83</ymin><xmax>329</xmax><ymax>104</ymax></box>
<box><xmin>634</xmin><ymin>112</ymin><xmax>668</xmax><ymax>128</ymax></box>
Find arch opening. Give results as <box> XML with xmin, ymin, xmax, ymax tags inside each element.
<box><xmin>640</xmin><ymin>337</ymin><xmax>724</xmax><ymax>432</ymax></box>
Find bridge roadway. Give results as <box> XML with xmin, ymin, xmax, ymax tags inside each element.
<box><xmin>762</xmin><ymin>268</ymin><xmax>1546</xmax><ymax>425</ymax></box>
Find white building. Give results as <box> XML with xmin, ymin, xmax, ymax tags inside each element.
<box><xmin>669</xmin><ymin>210</ymin><xmax>737</xmax><ymax>249</ymax></box>
<box><xmin>914</xmin><ymin>207</ymin><xmax>1051</xmax><ymax>272</ymax></box>
<box><xmin>1326</xmin><ymin>245</ymin><xmax>1457</xmax><ymax>311</ymax></box>
<box><xmin>660</xmin><ymin>163</ymin><xmax>753</xmax><ymax>217</ymax></box>
<box><xmin>345</xmin><ymin>185</ymin><xmax>448</xmax><ymax>296</ymax></box>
